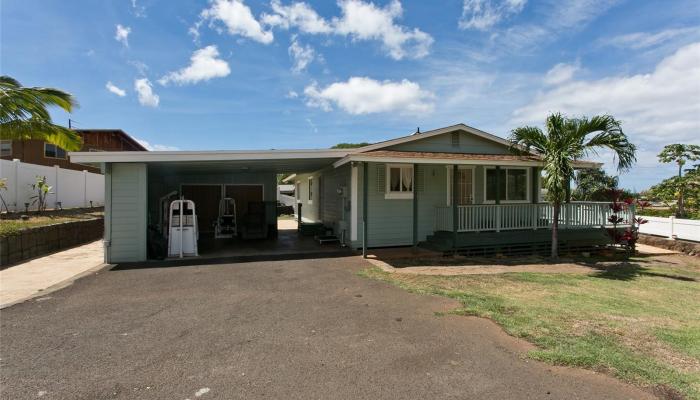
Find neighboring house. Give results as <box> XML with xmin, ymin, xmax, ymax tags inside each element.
<box><xmin>70</xmin><ymin>123</ymin><xmax>625</xmax><ymax>264</ymax></box>
<box><xmin>1</xmin><ymin>129</ymin><xmax>147</xmax><ymax>173</ymax></box>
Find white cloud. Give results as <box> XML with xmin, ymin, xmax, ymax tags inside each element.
<box><xmin>459</xmin><ymin>0</ymin><xmax>526</xmax><ymax>30</ymax></box>
<box><xmin>600</xmin><ymin>27</ymin><xmax>699</xmax><ymax>50</ymax></box>
<box><xmin>159</xmin><ymin>45</ymin><xmax>231</xmax><ymax>86</ymax></box>
<box><xmin>135</xmin><ymin>138</ymin><xmax>180</xmax><ymax>151</ymax></box>
<box><xmin>543</xmin><ymin>62</ymin><xmax>579</xmax><ymax>86</ymax></box>
<box><xmin>134</xmin><ymin>78</ymin><xmax>160</xmax><ymax>107</ymax></box>
<box><xmin>115</xmin><ymin>24</ymin><xmax>131</xmax><ymax>47</ymax></box>
<box><xmin>105</xmin><ymin>81</ymin><xmax>126</xmax><ymax>97</ymax></box>
<box><xmin>262</xmin><ymin>0</ymin><xmax>332</xmax><ymax>33</ymax></box>
<box><xmin>286</xmin><ymin>90</ymin><xmax>299</xmax><ymax>98</ymax></box>
<box><xmin>512</xmin><ymin>42</ymin><xmax>700</xmax><ymax>145</ymax></box>
<box><xmin>288</xmin><ymin>37</ymin><xmax>315</xmax><ymax>73</ymax></box>
<box><xmin>304</xmin><ymin>76</ymin><xmax>434</xmax><ymax>115</ymax></box>
<box><xmin>196</xmin><ymin>0</ymin><xmax>273</xmax><ymax>44</ymax></box>
<box><xmin>262</xmin><ymin>0</ymin><xmax>433</xmax><ymax>60</ymax></box>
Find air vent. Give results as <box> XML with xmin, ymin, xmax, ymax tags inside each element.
<box><xmin>451</xmin><ymin>132</ymin><xmax>460</xmax><ymax>147</ymax></box>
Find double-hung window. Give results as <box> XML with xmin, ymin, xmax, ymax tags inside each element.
<box><xmin>485</xmin><ymin>167</ymin><xmax>529</xmax><ymax>203</ymax></box>
<box><xmin>386</xmin><ymin>164</ymin><xmax>413</xmax><ymax>199</ymax></box>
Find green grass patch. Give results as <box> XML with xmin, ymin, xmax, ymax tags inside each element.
<box><xmin>359</xmin><ymin>256</ymin><xmax>700</xmax><ymax>399</ymax></box>
<box><xmin>0</xmin><ymin>209</ymin><xmax>103</xmax><ymax>238</ymax></box>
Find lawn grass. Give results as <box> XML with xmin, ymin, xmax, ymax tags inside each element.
<box><xmin>359</xmin><ymin>254</ymin><xmax>700</xmax><ymax>399</ymax></box>
<box><xmin>0</xmin><ymin>209</ymin><xmax>103</xmax><ymax>237</ymax></box>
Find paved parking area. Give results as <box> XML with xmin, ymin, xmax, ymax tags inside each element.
<box><xmin>0</xmin><ymin>256</ymin><xmax>652</xmax><ymax>399</ymax></box>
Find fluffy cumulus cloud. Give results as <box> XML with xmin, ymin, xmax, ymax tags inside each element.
<box><xmin>543</xmin><ymin>62</ymin><xmax>579</xmax><ymax>86</ymax></box>
<box><xmin>159</xmin><ymin>45</ymin><xmax>231</xmax><ymax>85</ymax></box>
<box><xmin>262</xmin><ymin>0</ymin><xmax>331</xmax><ymax>33</ymax></box>
<box><xmin>134</xmin><ymin>78</ymin><xmax>159</xmax><ymax>107</ymax></box>
<box><xmin>195</xmin><ymin>0</ymin><xmax>273</xmax><ymax>44</ymax></box>
<box><xmin>304</xmin><ymin>76</ymin><xmax>434</xmax><ymax>115</ymax></box>
<box><xmin>105</xmin><ymin>81</ymin><xmax>126</xmax><ymax>97</ymax></box>
<box><xmin>288</xmin><ymin>37</ymin><xmax>315</xmax><ymax>73</ymax></box>
<box><xmin>135</xmin><ymin>138</ymin><xmax>180</xmax><ymax>151</ymax></box>
<box><xmin>262</xmin><ymin>0</ymin><xmax>433</xmax><ymax>60</ymax></box>
<box><xmin>512</xmin><ymin>42</ymin><xmax>700</xmax><ymax>145</ymax></box>
<box><xmin>115</xmin><ymin>24</ymin><xmax>131</xmax><ymax>46</ymax></box>
<box><xmin>459</xmin><ymin>0</ymin><xmax>526</xmax><ymax>30</ymax></box>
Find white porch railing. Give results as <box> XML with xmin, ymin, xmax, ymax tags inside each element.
<box><xmin>435</xmin><ymin>202</ymin><xmax>634</xmax><ymax>233</ymax></box>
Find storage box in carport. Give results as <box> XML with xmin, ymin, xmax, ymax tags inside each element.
<box><xmin>299</xmin><ymin>222</ymin><xmax>325</xmax><ymax>237</ymax></box>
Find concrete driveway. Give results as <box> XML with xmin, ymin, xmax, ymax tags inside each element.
<box><xmin>0</xmin><ymin>256</ymin><xmax>652</xmax><ymax>400</ymax></box>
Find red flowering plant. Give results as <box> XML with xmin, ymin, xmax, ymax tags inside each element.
<box><xmin>604</xmin><ymin>189</ymin><xmax>647</xmax><ymax>255</ymax></box>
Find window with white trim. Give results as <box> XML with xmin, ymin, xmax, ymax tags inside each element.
<box><xmin>307</xmin><ymin>177</ymin><xmax>313</xmax><ymax>204</ymax></box>
<box><xmin>44</xmin><ymin>143</ymin><xmax>67</xmax><ymax>159</ymax></box>
<box><xmin>447</xmin><ymin>167</ymin><xmax>474</xmax><ymax>205</ymax></box>
<box><xmin>0</xmin><ymin>140</ymin><xmax>11</xmax><ymax>157</ymax></box>
<box><xmin>386</xmin><ymin>164</ymin><xmax>413</xmax><ymax>199</ymax></box>
<box><xmin>485</xmin><ymin>167</ymin><xmax>529</xmax><ymax>203</ymax></box>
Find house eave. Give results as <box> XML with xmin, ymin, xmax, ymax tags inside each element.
<box><xmin>69</xmin><ymin>148</ymin><xmax>355</xmax><ymax>163</ymax></box>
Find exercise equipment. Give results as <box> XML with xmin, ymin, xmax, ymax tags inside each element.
<box><xmin>167</xmin><ymin>199</ymin><xmax>199</xmax><ymax>258</ymax></box>
<box><xmin>214</xmin><ymin>197</ymin><xmax>237</xmax><ymax>239</ymax></box>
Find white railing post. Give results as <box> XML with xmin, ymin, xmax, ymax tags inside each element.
<box><xmin>669</xmin><ymin>216</ymin><xmax>675</xmax><ymax>240</ymax></box>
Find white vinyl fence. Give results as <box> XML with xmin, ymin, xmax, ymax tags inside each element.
<box><xmin>0</xmin><ymin>159</ymin><xmax>104</xmax><ymax>212</ymax></box>
<box><xmin>638</xmin><ymin>215</ymin><xmax>700</xmax><ymax>242</ymax></box>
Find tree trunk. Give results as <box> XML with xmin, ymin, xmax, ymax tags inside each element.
<box><xmin>551</xmin><ymin>202</ymin><xmax>560</xmax><ymax>260</ymax></box>
<box><xmin>678</xmin><ymin>163</ymin><xmax>685</xmax><ymax>217</ymax></box>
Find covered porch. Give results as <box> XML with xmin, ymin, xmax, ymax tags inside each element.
<box><xmin>339</xmin><ymin>150</ymin><xmax>622</xmax><ymax>256</ymax></box>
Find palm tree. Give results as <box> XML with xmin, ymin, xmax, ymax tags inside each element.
<box><xmin>0</xmin><ymin>76</ymin><xmax>82</xmax><ymax>151</ymax></box>
<box><xmin>509</xmin><ymin>113</ymin><xmax>637</xmax><ymax>259</ymax></box>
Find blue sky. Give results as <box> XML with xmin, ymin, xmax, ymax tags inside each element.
<box><xmin>2</xmin><ymin>0</ymin><xmax>699</xmax><ymax>190</ymax></box>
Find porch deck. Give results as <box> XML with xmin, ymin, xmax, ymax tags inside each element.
<box><xmin>425</xmin><ymin>202</ymin><xmax>632</xmax><ymax>255</ymax></box>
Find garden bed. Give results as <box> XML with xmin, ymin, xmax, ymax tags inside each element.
<box><xmin>0</xmin><ymin>209</ymin><xmax>104</xmax><ymax>267</ymax></box>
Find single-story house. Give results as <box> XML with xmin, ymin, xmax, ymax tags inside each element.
<box><xmin>70</xmin><ymin>123</ymin><xmax>628</xmax><ymax>264</ymax></box>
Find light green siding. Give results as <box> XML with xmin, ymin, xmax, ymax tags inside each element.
<box><xmin>293</xmin><ymin>172</ymin><xmax>321</xmax><ymax>223</ymax></box>
<box><xmin>107</xmin><ymin>163</ymin><xmax>147</xmax><ymax>263</ymax></box>
<box><xmin>385</xmin><ymin>130</ymin><xmax>510</xmax><ymax>154</ymax></box>
<box><xmin>320</xmin><ymin>164</ymin><xmax>351</xmax><ymax>241</ymax></box>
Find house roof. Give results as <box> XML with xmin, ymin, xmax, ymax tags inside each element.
<box><xmin>333</xmin><ymin>150</ymin><xmax>601</xmax><ymax>169</ymax></box>
<box><xmin>69</xmin><ymin>123</ymin><xmax>601</xmax><ymax>170</ymax></box>
<box><xmin>352</xmin><ymin>123</ymin><xmax>522</xmax><ymax>154</ymax></box>
<box><xmin>75</xmin><ymin>129</ymin><xmax>149</xmax><ymax>151</ymax></box>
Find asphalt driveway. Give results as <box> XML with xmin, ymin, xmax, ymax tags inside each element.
<box><xmin>0</xmin><ymin>256</ymin><xmax>652</xmax><ymax>400</ymax></box>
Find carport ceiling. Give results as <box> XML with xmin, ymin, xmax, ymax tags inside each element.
<box><xmin>147</xmin><ymin>158</ymin><xmax>342</xmax><ymax>174</ymax></box>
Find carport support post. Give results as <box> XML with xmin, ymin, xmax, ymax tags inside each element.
<box><xmin>412</xmin><ymin>164</ymin><xmax>418</xmax><ymax>248</ymax></box>
<box><xmin>362</xmin><ymin>162</ymin><xmax>368</xmax><ymax>258</ymax></box>
<box><xmin>452</xmin><ymin>164</ymin><xmax>458</xmax><ymax>255</ymax></box>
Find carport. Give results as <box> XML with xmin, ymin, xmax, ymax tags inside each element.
<box><xmin>69</xmin><ymin>150</ymin><xmax>354</xmax><ymax>263</ymax></box>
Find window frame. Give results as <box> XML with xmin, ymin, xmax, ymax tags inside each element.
<box><xmin>483</xmin><ymin>166</ymin><xmax>530</xmax><ymax>204</ymax></box>
<box><xmin>0</xmin><ymin>140</ymin><xmax>12</xmax><ymax>157</ymax></box>
<box><xmin>307</xmin><ymin>177</ymin><xmax>313</xmax><ymax>204</ymax></box>
<box><xmin>446</xmin><ymin>166</ymin><xmax>475</xmax><ymax>206</ymax></box>
<box><xmin>385</xmin><ymin>164</ymin><xmax>414</xmax><ymax>200</ymax></box>
<box><xmin>44</xmin><ymin>143</ymin><xmax>67</xmax><ymax>159</ymax></box>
